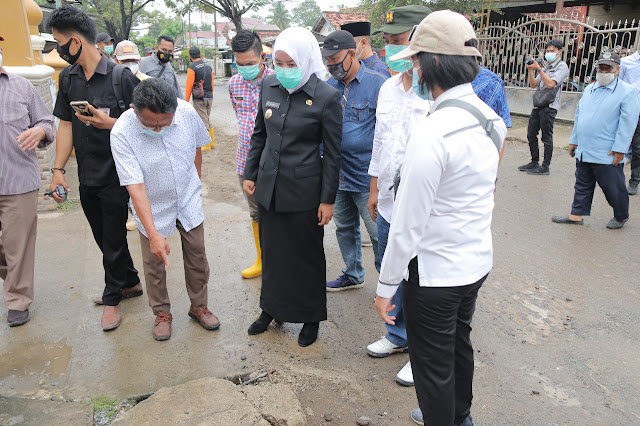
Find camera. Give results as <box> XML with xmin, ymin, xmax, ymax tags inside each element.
<box><xmin>45</xmin><ymin>185</ymin><xmax>68</xmax><ymax>201</ymax></box>
<box><xmin>526</xmin><ymin>58</ymin><xmax>543</xmax><ymax>66</ymax></box>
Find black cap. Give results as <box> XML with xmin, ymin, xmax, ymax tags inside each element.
<box><xmin>597</xmin><ymin>51</ymin><xmax>621</xmax><ymax>66</ymax></box>
<box><xmin>144</xmin><ymin>47</ymin><xmax>154</xmax><ymax>54</ymax></box>
<box><xmin>96</xmin><ymin>33</ymin><xmax>114</xmax><ymax>44</ymax></box>
<box><xmin>546</xmin><ymin>39</ymin><xmax>563</xmax><ymax>50</ymax></box>
<box><xmin>189</xmin><ymin>46</ymin><xmax>201</xmax><ymax>57</ymax></box>
<box><xmin>321</xmin><ymin>30</ymin><xmax>356</xmax><ymax>57</ymax></box>
<box><xmin>341</xmin><ymin>22</ymin><xmax>371</xmax><ymax>37</ymax></box>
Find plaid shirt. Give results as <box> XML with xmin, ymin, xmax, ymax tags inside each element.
<box><xmin>228</xmin><ymin>67</ymin><xmax>275</xmax><ymax>175</ymax></box>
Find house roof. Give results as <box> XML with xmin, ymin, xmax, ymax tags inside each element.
<box><xmin>322</xmin><ymin>9</ymin><xmax>367</xmax><ymax>31</ymax></box>
<box><xmin>185</xmin><ymin>31</ymin><xmax>224</xmax><ymax>39</ymax></box>
<box><xmin>223</xmin><ymin>18</ymin><xmax>280</xmax><ymax>32</ymax></box>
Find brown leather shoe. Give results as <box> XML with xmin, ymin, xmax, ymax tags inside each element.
<box><xmin>92</xmin><ymin>283</ymin><xmax>143</xmax><ymax>305</ymax></box>
<box><xmin>188</xmin><ymin>306</ymin><xmax>220</xmax><ymax>330</ymax></box>
<box><xmin>101</xmin><ymin>305</ymin><xmax>122</xmax><ymax>331</ymax></box>
<box><xmin>153</xmin><ymin>313</ymin><xmax>172</xmax><ymax>341</ymax></box>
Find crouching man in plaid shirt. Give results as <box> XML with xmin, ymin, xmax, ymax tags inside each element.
<box><xmin>228</xmin><ymin>30</ymin><xmax>275</xmax><ymax>279</ymax></box>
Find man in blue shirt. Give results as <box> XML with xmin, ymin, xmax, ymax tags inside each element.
<box><xmin>472</xmin><ymin>67</ymin><xmax>512</xmax><ymax>128</ymax></box>
<box><xmin>341</xmin><ymin>22</ymin><xmax>391</xmax><ymax>78</ymax></box>
<box><xmin>618</xmin><ymin>48</ymin><xmax>640</xmax><ymax>194</ymax></box>
<box><xmin>552</xmin><ymin>52</ymin><xmax>640</xmax><ymax>229</ymax></box>
<box><xmin>322</xmin><ymin>30</ymin><xmax>387</xmax><ymax>291</ymax></box>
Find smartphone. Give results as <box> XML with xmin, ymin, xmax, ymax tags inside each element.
<box><xmin>70</xmin><ymin>101</ymin><xmax>93</xmax><ymax>116</ymax></box>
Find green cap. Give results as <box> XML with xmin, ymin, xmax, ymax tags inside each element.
<box><xmin>373</xmin><ymin>5</ymin><xmax>432</xmax><ymax>35</ymax></box>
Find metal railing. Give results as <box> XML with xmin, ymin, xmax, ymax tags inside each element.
<box><xmin>476</xmin><ymin>15</ymin><xmax>640</xmax><ymax>92</ymax></box>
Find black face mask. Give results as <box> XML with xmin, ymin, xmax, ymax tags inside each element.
<box><xmin>57</xmin><ymin>37</ymin><xmax>82</xmax><ymax>65</ymax></box>
<box><xmin>157</xmin><ymin>50</ymin><xmax>173</xmax><ymax>64</ymax></box>
<box><xmin>327</xmin><ymin>52</ymin><xmax>353</xmax><ymax>81</ymax></box>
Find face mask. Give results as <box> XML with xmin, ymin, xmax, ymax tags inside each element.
<box><xmin>596</xmin><ymin>72</ymin><xmax>616</xmax><ymax>87</ymax></box>
<box><xmin>275</xmin><ymin>65</ymin><xmax>303</xmax><ymax>89</ymax></box>
<box><xmin>238</xmin><ymin>63</ymin><xmax>261</xmax><ymax>80</ymax></box>
<box><xmin>0</xmin><ymin>53</ymin><xmax>3</xmax><ymax>68</ymax></box>
<box><xmin>157</xmin><ymin>50</ymin><xmax>173</xmax><ymax>64</ymax></box>
<box><xmin>57</xmin><ymin>37</ymin><xmax>82</xmax><ymax>65</ymax></box>
<box><xmin>545</xmin><ymin>52</ymin><xmax>557</xmax><ymax>62</ymax></box>
<box><xmin>123</xmin><ymin>62</ymin><xmax>139</xmax><ymax>74</ymax></box>
<box><xmin>142</xmin><ymin>127</ymin><xmax>171</xmax><ymax>138</ymax></box>
<box><xmin>355</xmin><ymin>39</ymin><xmax>364</xmax><ymax>60</ymax></box>
<box><xmin>103</xmin><ymin>45</ymin><xmax>114</xmax><ymax>55</ymax></box>
<box><xmin>327</xmin><ymin>52</ymin><xmax>352</xmax><ymax>81</ymax></box>
<box><xmin>385</xmin><ymin>44</ymin><xmax>412</xmax><ymax>73</ymax></box>
<box><xmin>412</xmin><ymin>68</ymin><xmax>434</xmax><ymax>101</ymax></box>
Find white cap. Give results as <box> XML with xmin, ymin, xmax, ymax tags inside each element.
<box><xmin>115</xmin><ymin>40</ymin><xmax>140</xmax><ymax>61</ymax></box>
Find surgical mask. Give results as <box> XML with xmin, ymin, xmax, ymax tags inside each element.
<box><xmin>123</xmin><ymin>62</ymin><xmax>139</xmax><ymax>75</ymax></box>
<box><xmin>412</xmin><ymin>68</ymin><xmax>434</xmax><ymax>101</ymax></box>
<box><xmin>385</xmin><ymin>44</ymin><xmax>412</xmax><ymax>73</ymax></box>
<box><xmin>327</xmin><ymin>52</ymin><xmax>352</xmax><ymax>81</ymax></box>
<box><xmin>275</xmin><ymin>65</ymin><xmax>303</xmax><ymax>89</ymax></box>
<box><xmin>596</xmin><ymin>72</ymin><xmax>616</xmax><ymax>87</ymax></box>
<box><xmin>238</xmin><ymin>64</ymin><xmax>261</xmax><ymax>80</ymax></box>
<box><xmin>57</xmin><ymin>37</ymin><xmax>82</xmax><ymax>65</ymax></box>
<box><xmin>355</xmin><ymin>39</ymin><xmax>363</xmax><ymax>60</ymax></box>
<box><xmin>544</xmin><ymin>52</ymin><xmax>557</xmax><ymax>62</ymax></box>
<box><xmin>103</xmin><ymin>45</ymin><xmax>114</xmax><ymax>55</ymax></box>
<box><xmin>142</xmin><ymin>127</ymin><xmax>171</xmax><ymax>138</ymax></box>
<box><xmin>157</xmin><ymin>50</ymin><xmax>173</xmax><ymax>64</ymax></box>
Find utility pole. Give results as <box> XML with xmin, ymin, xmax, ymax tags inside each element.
<box><xmin>214</xmin><ymin>9</ymin><xmax>218</xmax><ymax>75</ymax></box>
<box><xmin>188</xmin><ymin>0</ymin><xmax>192</xmax><ymax>48</ymax></box>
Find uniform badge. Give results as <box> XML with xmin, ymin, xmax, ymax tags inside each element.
<box><xmin>306</xmin><ymin>100</ymin><xmax>313</xmax><ymax>106</ymax></box>
<box><xmin>265</xmin><ymin>108</ymin><xmax>273</xmax><ymax>119</ymax></box>
<box><xmin>266</xmin><ymin>101</ymin><xmax>280</xmax><ymax>109</ymax></box>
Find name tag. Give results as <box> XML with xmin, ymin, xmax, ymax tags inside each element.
<box><xmin>266</xmin><ymin>101</ymin><xmax>280</xmax><ymax>109</ymax></box>
<box><xmin>98</xmin><ymin>107</ymin><xmax>110</xmax><ymax>115</ymax></box>
<box><xmin>235</xmin><ymin>96</ymin><xmax>244</xmax><ymax>100</ymax></box>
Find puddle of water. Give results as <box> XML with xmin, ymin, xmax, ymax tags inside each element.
<box><xmin>0</xmin><ymin>340</ymin><xmax>71</xmax><ymax>378</ymax></box>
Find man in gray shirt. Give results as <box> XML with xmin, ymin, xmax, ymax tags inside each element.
<box><xmin>139</xmin><ymin>35</ymin><xmax>184</xmax><ymax>99</ymax></box>
<box><xmin>519</xmin><ymin>39</ymin><xmax>569</xmax><ymax>175</ymax></box>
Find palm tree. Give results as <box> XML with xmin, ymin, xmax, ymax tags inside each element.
<box><xmin>267</xmin><ymin>1</ymin><xmax>290</xmax><ymax>30</ymax></box>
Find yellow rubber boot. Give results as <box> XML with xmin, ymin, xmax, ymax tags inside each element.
<box><xmin>201</xmin><ymin>128</ymin><xmax>215</xmax><ymax>151</ymax></box>
<box><xmin>241</xmin><ymin>221</ymin><xmax>262</xmax><ymax>278</ymax></box>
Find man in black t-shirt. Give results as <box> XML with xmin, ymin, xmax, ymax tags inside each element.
<box><xmin>47</xmin><ymin>6</ymin><xmax>142</xmax><ymax>332</ymax></box>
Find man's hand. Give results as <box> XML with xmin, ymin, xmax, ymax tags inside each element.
<box><xmin>75</xmin><ymin>105</ymin><xmax>117</xmax><ymax>130</ymax></box>
<box><xmin>243</xmin><ymin>179</ymin><xmax>256</xmax><ymax>196</ymax></box>
<box><xmin>17</xmin><ymin>127</ymin><xmax>46</xmax><ymax>151</ymax></box>
<box><xmin>149</xmin><ymin>233</ymin><xmax>170</xmax><ymax>267</ymax></box>
<box><xmin>609</xmin><ymin>151</ymin><xmax>625</xmax><ymax>166</ymax></box>
<box><xmin>569</xmin><ymin>144</ymin><xmax>577</xmax><ymax>157</ymax></box>
<box><xmin>375</xmin><ymin>295</ymin><xmax>396</xmax><ymax>325</ymax></box>
<box><xmin>367</xmin><ymin>193</ymin><xmax>378</xmax><ymax>223</ymax></box>
<box><xmin>317</xmin><ymin>203</ymin><xmax>333</xmax><ymax>226</ymax></box>
<box><xmin>526</xmin><ymin>61</ymin><xmax>541</xmax><ymax>71</ymax></box>
<box><xmin>49</xmin><ymin>170</ymin><xmax>70</xmax><ymax>203</ymax></box>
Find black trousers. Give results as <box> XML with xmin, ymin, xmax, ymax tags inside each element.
<box><xmin>527</xmin><ymin>105</ymin><xmax>558</xmax><ymax>167</ymax></box>
<box><xmin>79</xmin><ymin>183</ymin><xmax>139</xmax><ymax>306</ymax></box>
<box><xmin>403</xmin><ymin>257</ymin><xmax>488</xmax><ymax>426</ymax></box>
<box><xmin>570</xmin><ymin>160</ymin><xmax>629</xmax><ymax>221</ymax></box>
<box><xmin>628</xmin><ymin>114</ymin><xmax>640</xmax><ymax>186</ymax></box>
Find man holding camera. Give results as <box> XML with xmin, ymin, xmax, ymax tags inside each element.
<box><xmin>519</xmin><ymin>39</ymin><xmax>569</xmax><ymax>175</ymax></box>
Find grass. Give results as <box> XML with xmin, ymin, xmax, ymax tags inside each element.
<box><xmin>90</xmin><ymin>396</ymin><xmax>120</xmax><ymax>418</ymax></box>
<box><xmin>56</xmin><ymin>201</ymin><xmax>79</xmax><ymax>211</ymax></box>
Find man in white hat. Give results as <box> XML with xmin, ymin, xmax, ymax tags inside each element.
<box><xmin>374</xmin><ymin>10</ymin><xmax>507</xmax><ymax>426</ymax></box>
<box><xmin>115</xmin><ymin>40</ymin><xmax>149</xmax><ymax>81</ymax></box>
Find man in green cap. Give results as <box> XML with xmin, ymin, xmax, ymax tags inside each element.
<box><xmin>365</xmin><ymin>4</ymin><xmax>432</xmax><ymax>388</ymax></box>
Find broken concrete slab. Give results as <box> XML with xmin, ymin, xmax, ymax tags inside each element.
<box><xmin>0</xmin><ymin>397</ymin><xmax>93</xmax><ymax>425</ymax></box>
<box><xmin>244</xmin><ymin>383</ymin><xmax>305</xmax><ymax>426</ymax></box>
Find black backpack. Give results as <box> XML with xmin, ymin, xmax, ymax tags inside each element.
<box><xmin>62</xmin><ymin>63</ymin><xmax>128</xmax><ymax>114</ymax></box>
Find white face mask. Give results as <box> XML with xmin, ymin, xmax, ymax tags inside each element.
<box><xmin>0</xmin><ymin>53</ymin><xmax>3</xmax><ymax>68</ymax></box>
<box><xmin>355</xmin><ymin>39</ymin><xmax>363</xmax><ymax>60</ymax></box>
<box><xmin>123</xmin><ymin>62</ymin><xmax>139</xmax><ymax>75</ymax></box>
<box><xmin>596</xmin><ymin>72</ymin><xmax>616</xmax><ymax>87</ymax></box>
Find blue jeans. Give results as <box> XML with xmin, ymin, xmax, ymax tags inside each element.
<box><xmin>377</xmin><ymin>214</ymin><xmax>407</xmax><ymax>347</ymax></box>
<box><xmin>333</xmin><ymin>190</ymin><xmax>380</xmax><ymax>284</ymax></box>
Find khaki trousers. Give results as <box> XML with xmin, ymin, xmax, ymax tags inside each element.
<box><xmin>0</xmin><ymin>190</ymin><xmax>38</xmax><ymax>311</ymax></box>
<box><xmin>193</xmin><ymin>99</ymin><xmax>213</xmax><ymax>130</ymax></box>
<box><xmin>139</xmin><ymin>221</ymin><xmax>209</xmax><ymax>315</ymax></box>
<box><xmin>238</xmin><ymin>174</ymin><xmax>259</xmax><ymax>222</ymax></box>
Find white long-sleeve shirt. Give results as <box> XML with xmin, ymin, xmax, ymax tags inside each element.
<box><xmin>368</xmin><ymin>74</ymin><xmax>432</xmax><ymax>222</ymax></box>
<box><xmin>376</xmin><ymin>83</ymin><xmax>507</xmax><ymax>298</ymax></box>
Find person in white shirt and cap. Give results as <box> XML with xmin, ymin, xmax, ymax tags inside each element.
<box><xmin>115</xmin><ymin>40</ymin><xmax>150</xmax><ymax>82</ymax></box>
<box><xmin>374</xmin><ymin>10</ymin><xmax>507</xmax><ymax>426</ymax></box>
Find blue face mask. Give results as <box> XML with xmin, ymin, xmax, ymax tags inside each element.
<box><xmin>103</xmin><ymin>45</ymin><xmax>114</xmax><ymax>55</ymax></box>
<box><xmin>412</xmin><ymin>68</ymin><xmax>434</xmax><ymax>101</ymax></box>
<box><xmin>385</xmin><ymin>44</ymin><xmax>412</xmax><ymax>73</ymax></box>
<box><xmin>142</xmin><ymin>127</ymin><xmax>171</xmax><ymax>138</ymax></box>
<box><xmin>275</xmin><ymin>65</ymin><xmax>303</xmax><ymax>89</ymax></box>
<box><xmin>545</xmin><ymin>52</ymin><xmax>557</xmax><ymax>62</ymax></box>
<box><xmin>238</xmin><ymin>64</ymin><xmax>261</xmax><ymax>80</ymax></box>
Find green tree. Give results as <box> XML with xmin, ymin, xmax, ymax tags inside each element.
<box><xmin>200</xmin><ymin>22</ymin><xmax>213</xmax><ymax>31</ymax></box>
<box><xmin>292</xmin><ymin>0</ymin><xmax>322</xmax><ymax>29</ymax></box>
<box><xmin>267</xmin><ymin>1</ymin><xmax>290</xmax><ymax>30</ymax></box>
<box><xmin>82</xmin><ymin>0</ymin><xmax>158</xmax><ymax>42</ymax></box>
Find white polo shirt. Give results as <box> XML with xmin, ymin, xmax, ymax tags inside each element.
<box><xmin>368</xmin><ymin>73</ymin><xmax>432</xmax><ymax>222</ymax></box>
<box><xmin>377</xmin><ymin>83</ymin><xmax>507</xmax><ymax>298</ymax></box>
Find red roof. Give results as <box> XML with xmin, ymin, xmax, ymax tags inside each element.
<box><xmin>185</xmin><ymin>31</ymin><xmax>223</xmax><ymax>39</ymax></box>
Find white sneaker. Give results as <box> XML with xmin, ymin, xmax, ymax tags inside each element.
<box><xmin>395</xmin><ymin>361</ymin><xmax>414</xmax><ymax>386</ymax></box>
<box><xmin>366</xmin><ymin>336</ymin><xmax>408</xmax><ymax>358</ymax></box>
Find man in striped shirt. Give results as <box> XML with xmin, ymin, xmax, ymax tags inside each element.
<box><xmin>0</xmin><ymin>41</ymin><xmax>56</xmax><ymax>327</ymax></box>
<box><xmin>228</xmin><ymin>30</ymin><xmax>274</xmax><ymax>279</ymax></box>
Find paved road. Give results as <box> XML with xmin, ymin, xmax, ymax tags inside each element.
<box><xmin>1</xmin><ymin>75</ymin><xmax>639</xmax><ymax>424</ymax></box>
